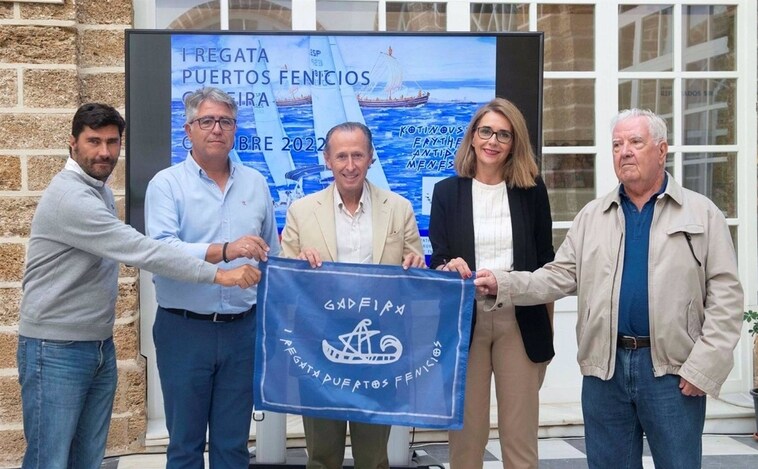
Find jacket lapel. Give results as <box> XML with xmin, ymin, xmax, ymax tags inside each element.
<box><xmin>315</xmin><ymin>184</ymin><xmax>338</xmax><ymax>261</ymax></box>
<box><xmin>371</xmin><ymin>182</ymin><xmax>390</xmax><ymax>263</ymax></box>
<box><xmin>507</xmin><ymin>186</ymin><xmax>527</xmax><ymax>271</ymax></box>
<box><xmin>458</xmin><ymin>178</ymin><xmax>476</xmax><ymax>270</ymax></box>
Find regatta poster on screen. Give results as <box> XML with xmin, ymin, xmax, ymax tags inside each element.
<box><xmin>254</xmin><ymin>257</ymin><xmax>475</xmax><ymax>429</ymax></box>
<box><xmin>170</xmin><ymin>34</ymin><xmax>497</xmax><ymax>242</ymax></box>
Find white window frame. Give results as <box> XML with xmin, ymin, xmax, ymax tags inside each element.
<box><xmin>133</xmin><ymin>0</ymin><xmax>758</xmax><ymax>431</ymax></box>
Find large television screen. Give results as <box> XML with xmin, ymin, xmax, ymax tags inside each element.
<box><xmin>126</xmin><ymin>31</ymin><xmax>543</xmax><ymax>252</ymax></box>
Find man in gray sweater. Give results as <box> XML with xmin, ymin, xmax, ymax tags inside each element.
<box><xmin>17</xmin><ymin>103</ymin><xmax>259</xmax><ymax>469</ymax></box>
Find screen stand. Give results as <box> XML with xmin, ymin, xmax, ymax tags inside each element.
<box><xmin>253</xmin><ymin>411</ymin><xmax>287</xmax><ymax>463</ymax></box>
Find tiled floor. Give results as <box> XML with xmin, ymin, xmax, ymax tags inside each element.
<box><xmin>106</xmin><ymin>434</ymin><xmax>758</xmax><ymax>468</ymax></box>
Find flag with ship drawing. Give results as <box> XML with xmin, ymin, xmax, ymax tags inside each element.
<box><xmin>254</xmin><ymin>256</ymin><xmax>475</xmax><ymax>429</ymax></box>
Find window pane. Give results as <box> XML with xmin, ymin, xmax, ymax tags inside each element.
<box><xmin>683</xmin><ymin>78</ymin><xmax>736</xmax><ymax>145</ymax></box>
<box><xmin>230</xmin><ymin>1</ymin><xmax>292</xmax><ymax>30</ymax></box>
<box><xmin>542</xmin><ymin>154</ymin><xmax>595</xmax><ymax>222</ymax></box>
<box><xmin>470</xmin><ymin>3</ymin><xmax>529</xmax><ymax>32</ymax></box>
<box><xmin>543</xmin><ymin>79</ymin><xmax>594</xmax><ymax>146</ymax></box>
<box><xmin>159</xmin><ymin>0</ymin><xmax>220</xmax><ymax>29</ymax></box>
<box><xmin>682</xmin><ymin>152</ymin><xmax>737</xmax><ymax>217</ymax></box>
<box><xmin>618</xmin><ymin>79</ymin><xmax>674</xmax><ymax>144</ymax></box>
<box><xmin>537</xmin><ymin>4</ymin><xmax>594</xmax><ymax>72</ymax></box>
<box><xmin>158</xmin><ymin>0</ymin><xmax>294</xmax><ymax>30</ymax></box>
<box><xmin>552</xmin><ymin>228</ymin><xmax>569</xmax><ymax>254</ymax></box>
<box><xmin>317</xmin><ymin>1</ymin><xmax>378</xmax><ymax>31</ymax></box>
<box><xmin>386</xmin><ymin>2</ymin><xmax>446</xmax><ymax>31</ymax></box>
<box><xmin>684</xmin><ymin>5</ymin><xmax>736</xmax><ymax>71</ymax></box>
<box><xmin>618</xmin><ymin>5</ymin><xmax>673</xmax><ymax>72</ymax></box>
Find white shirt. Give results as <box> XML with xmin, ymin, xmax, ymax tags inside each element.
<box><xmin>334</xmin><ymin>182</ymin><xmax>373</xmax><ymax>264</ymax></box>
<box><xmin>472</xmin><ymin>178</ymin><xmax>513</xmax><ymax>271</ymax></box>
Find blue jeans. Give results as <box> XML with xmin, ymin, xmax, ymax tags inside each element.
<box><xmin>582</xmin><ymin>347</ymin><xmax>706</xmax><ymax>469</ymax></box>
<box><xmin>17</xmin><ymin>336</ymin><xmax>117</xmax><ymax>469</ymax></box>
<box><xmin>154</xmin><ymin>306</ymin><xmax>255</xmax><ymax>469</ymax></box>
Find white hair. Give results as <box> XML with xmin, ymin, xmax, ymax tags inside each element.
<box><xmin>611</xmin><ymin>109</ymin><xmax>668</xmax><ymax>143</ymax></box>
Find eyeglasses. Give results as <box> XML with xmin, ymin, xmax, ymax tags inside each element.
<box><xmin>476</xmin><ymin>126</ymin><xmax>513</xmax><ymax>144</ymax></box>
<box><xmin>332</xmin><ymin>153</ymin><xmax>369</xmax><ymax>163</ymax></box>
<box><xmin>190</xmin><ymin>116</ymin><xmax>237</xmax><ymax>131</ymax></box>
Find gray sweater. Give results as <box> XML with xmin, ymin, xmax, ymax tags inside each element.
<box><xmin>19</xmin><ymin>169</ymin><xmax>217</xmax><ymax>341</ymax></box>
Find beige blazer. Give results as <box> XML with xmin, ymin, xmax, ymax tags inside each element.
<box><xmin>281</xmin><ymin>181</ymin><xmax>423</xmax><ymax>265</ymax></box>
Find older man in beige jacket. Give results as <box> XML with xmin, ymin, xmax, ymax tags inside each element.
<box><xmin>475</xmin><ymin>109</ymin><xmax>743</xmax><ymax>469</ymax></box>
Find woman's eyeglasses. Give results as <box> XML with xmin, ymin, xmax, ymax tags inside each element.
<box><xmin>476</xmin><ymin>126</ymin><xmax>513</xmax><ymax>144</ymax></box>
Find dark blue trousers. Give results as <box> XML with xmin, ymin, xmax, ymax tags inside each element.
<box><xmin>154</xmin><ymin>306</ymin><xmax>255</xmax><ymax>469</ymax></box>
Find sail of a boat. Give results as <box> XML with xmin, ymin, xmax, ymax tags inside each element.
<box><xmin>307</xmin><ymin>35</ymin><xmax>390</xmax><ymax>189</ymax></box>
<box><xmin>374</xmin><ymin>49</ymin><xmax>403</xmax><ymax>99</ymax></box>
<box><xmin>247</xmin><ymin>38</ymin><xmax>299</xmax><ymax>206</ymax></box>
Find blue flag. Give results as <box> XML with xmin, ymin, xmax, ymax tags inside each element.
<box><xmin>254</xmin><ymin>257</ymin><xmax>475</xmax><ymax>429</ymax></box>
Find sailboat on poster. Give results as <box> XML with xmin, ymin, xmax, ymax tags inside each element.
<box><xmin>301</xmin><ymin>35</ymin><xmax>390</xmax><ymax>189</ymax></box>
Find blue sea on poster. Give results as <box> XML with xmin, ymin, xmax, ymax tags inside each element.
<box><xmin>170</xmin><ymin>34</ymin><xmax>497</xmax><ymax>238</ymax></box>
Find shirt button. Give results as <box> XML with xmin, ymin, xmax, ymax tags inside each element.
<box><xmin>497</xmin><ymin>303</ymin><xmax>503</xmax><ymax>308</ymax></box>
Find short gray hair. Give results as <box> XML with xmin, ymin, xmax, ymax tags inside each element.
<box><xmin>611</xmin><ymin>108</ymin><xmax>667</xmax><ymax>144</ymax></box>
<box><xmin>183</xmin><ymin>87</ymin><xmax>238</xmax><ymax>124</ymax></box>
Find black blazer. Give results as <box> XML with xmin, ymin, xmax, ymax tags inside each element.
<box><xmin>429</xmin><ymin>176</ymin><xmax>555</xmax><ymax>363</ymax></box>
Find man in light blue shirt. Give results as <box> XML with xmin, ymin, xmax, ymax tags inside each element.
<box><xmin>146</xmin><ymin>87</ymin><xmax>281</xmax><ymax>469</ymax></box>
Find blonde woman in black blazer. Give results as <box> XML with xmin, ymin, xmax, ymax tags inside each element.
<box><xmin>429</xmin><ymin>98</ymin><xmax>554</xmax><ymax>469</ymax></box>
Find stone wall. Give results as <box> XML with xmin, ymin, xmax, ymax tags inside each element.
<box><xmin>0</xmin><ymin>0</ymin><xmax>138</xmax><ymax>466</ymax></box>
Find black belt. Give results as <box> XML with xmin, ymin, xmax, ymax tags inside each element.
<box><xmin>617</xmin><ymin>335</ymin><xmax>650</xmax><ymax>349</ymax></box>
<box><xmin>161</xmin><ymin>305</ymin><xmax>254</xmax><ymax>323</ymax></box>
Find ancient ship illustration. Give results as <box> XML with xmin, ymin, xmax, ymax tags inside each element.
<box><xmin>357</xmin><ymin>46</ymin><xmax>430</xmax><ymax>109</ymax></box>
<box><xmin>274</xmin><ymin>64</ymin><xmax>312</xmax><ymax>108</ymax></box>
<box><xmin>322</xmin><ymin>319</ymin><xmax>403</xmax><ymax>364</ymax></box>
<box><xmin>275</xmin><ymin>93</ymin><xmax>312</xmax><ymax>107</ymax></box>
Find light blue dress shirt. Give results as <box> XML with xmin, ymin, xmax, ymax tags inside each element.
<box><xmin>145</xmin><ymin>152</ymin><xmax>280</xmax><ymax>313</ymax></box>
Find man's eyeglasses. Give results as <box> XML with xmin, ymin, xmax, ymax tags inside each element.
<box><xmin>190</xmin><ymin>116</ymin><xmax>237</xmax><ymax>131</ymax></box>
<box><xmin>476</xmin><ymin>126</ymin><xmax>513</xmax><ymax>144</ymax></box>
<box><xmin>333</xmin><ymin>153</ymin><xmax>369</xmax><ymax>163</ymax></box>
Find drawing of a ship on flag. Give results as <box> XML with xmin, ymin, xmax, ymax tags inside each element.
<box><xmin>322</xmin><ymin>319</ymin><xmax>403</xmax><ymax>364</ymax></box>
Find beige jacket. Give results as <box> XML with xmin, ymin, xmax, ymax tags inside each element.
<box><xmin>488</xmin><ymin>174</ymin><xmax>743</xmax><ymax>397</ymax></box>
<box><xmin>280</xmin><ymin>181</ymin><xmax>423</xmax><ymax>265</ymax></box>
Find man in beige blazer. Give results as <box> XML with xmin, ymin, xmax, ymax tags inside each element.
<box><xmin>281</xmin><ymin>121</ymin><xmax>425</xmax><ymax>469</ymax></box>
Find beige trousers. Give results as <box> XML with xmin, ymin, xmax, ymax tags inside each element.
<box><xmin>303</xmin><ymin>416</ymin><xmax>390</xmax><ymax>469</ymax></box>
<box><xmin>448</xmin><ymin>305</ymin><xmax>548</xmax><ymax>469</ymax></box>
